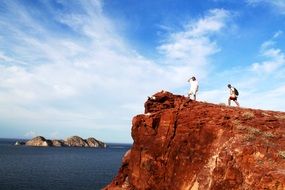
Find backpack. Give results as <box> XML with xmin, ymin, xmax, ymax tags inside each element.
<box><xmin>234</xmin><ymin>88</ymin><xmax>239</xmax><ymax>96</ymax></box>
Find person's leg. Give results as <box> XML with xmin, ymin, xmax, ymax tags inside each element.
<box><xmin>234</xmin><ymin>100</ymin><xmax>240</xmax><ymax>107</ymax></box>
<box><xmin>193</xmin><ymin>94</ymin><xmax>196</xmax><ymax>100</ymax></box>
<box><xmin>188</xmin><ymin>91</ymin><xmax>193</xmax><ymax>99</ymax></box>
<box><xmin>228</xmin><ymin>98</ymin><xmax>231</xmax><ymax>106</ymax></box>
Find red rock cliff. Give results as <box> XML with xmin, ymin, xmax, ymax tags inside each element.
<box><xmin>104</xmin><ymin>91</ymin><xmax>285</xmax><ymax>190</ymax></box>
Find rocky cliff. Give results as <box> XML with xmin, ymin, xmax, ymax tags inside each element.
<box><xmin>24</xmin><ymin>136</ymin><xmax>106</xmax><ymax>148</ymax></box>
<box><xmin>104</xmin><ymin>91</ymin><xmax>285</xmax><ymax>190</ymax></box>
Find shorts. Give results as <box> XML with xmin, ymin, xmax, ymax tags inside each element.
<box><xmin>229</xmin><ymin>96</ymin><xmax>237</xmax><ymax>101</ymax></box>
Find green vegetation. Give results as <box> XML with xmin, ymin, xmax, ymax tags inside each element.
<box><xmin>247</xmin><ymin>126</ymin><xmax>262</xmax><ymax>135</ymax></box>
<box><xmin>262</xmin><ymin>131</ymin><xmax>274</xmax><ymax>138</ymax></box>
<box><xmin>242</xmin><ymin>111</ymin><xmax>255</xmax><ymax>120</ymax></box>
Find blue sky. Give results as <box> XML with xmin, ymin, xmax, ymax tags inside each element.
<box><xmin>0</xmin><ymin>0</ymin><xmax>285</xmax><ymax>143</ymax></box>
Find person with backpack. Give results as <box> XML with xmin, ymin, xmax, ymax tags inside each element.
<box><xmin>227</xmin><ymin>84</ymin><xmax>240</xmax><ymax>107</ymax></box>
<box><xmin>187</xmin><ymin>76</ymin><xmax>199</xmax><ymax>100</ymax></box>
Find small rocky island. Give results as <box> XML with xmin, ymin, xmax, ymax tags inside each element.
<box><xmin>16</xmin><ymin>136</ymin><xmax>107</xmax><ymax>148</ymax></box>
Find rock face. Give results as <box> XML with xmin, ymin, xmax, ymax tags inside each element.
<box><xmin>14</xmin><ymin>141</ymin><xmax>25</xmax><ymax>146</ymax></box>
<box><xmin>25</xmin><ymin>136</ymin><xmax>51</xmax><ymax>147</ymax></box>
<box><xmin>86</xmin><ymin>137</ymin><xmax>107</xmax><ymax>148</ymax></box>
<box><xmin>24</xmin><ymin>136</ymin><xmax>106</xmax><ymax>148</ymax></box>
<box><xmin>104</xmin><ymin>91</ymin><xmax>285</xmax><ymax>190</ymax></box>
<box><xmin>65</xmin><ymin>136</ymin><xmax>89</xmax><ymax>147</ymax></box>
<box><xmin>51</xmin><ymin>140</ymin><xmax>64</xmax><ymax>147</ymax></box>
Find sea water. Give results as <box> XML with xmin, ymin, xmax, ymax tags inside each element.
<box><xmin>0</xmin><ymin>139</ymin><xmax>131</xmax><ymax>190</ymax></box>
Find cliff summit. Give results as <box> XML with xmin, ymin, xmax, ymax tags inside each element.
<box><xmin>105</xmin><ymin>91</ymin><xmax>285</xmax><ymax>190</ymax></box>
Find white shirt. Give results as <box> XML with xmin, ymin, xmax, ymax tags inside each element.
<box><xmin>190</xmin><ymin>80</ymin><xmax>199</xmax><ymax>92</ymax></box>
<box><xmin>230</xmin><ymin>87</ymin><xmax>236</xmax><ymax>97</ymax></box>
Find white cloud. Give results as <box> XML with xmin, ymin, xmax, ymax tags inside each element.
<box><xmin>247</xmin><ymin>0</ymin><xmax>285</xmax><ymax>14</ymax></box>
<box><xmin>185</xmin><ymin>9</ymin><xmax>230</xmax><ymax>37</ymax></box>
<box><xmin>273</xmin><ymin>30</ymin><xmax>283</xmax><ymax>38</ymax></box>
<box><xmin>1</xmin><ymin>1</ymin><xmax>284</xmax><ymax>142</ymax></box>
<box><xmin>0</xmin><ymin>51</ymin><xmax>26</xmax><ymax>65</ymax></box>
<box><xmin>251</xmin><ymin>34</ymin><xmax>285</xmax><ymax>73</ymax></box>
<box><xmin>0</xmin><ymin>53</ymin><xmax>9</xmax><ymax>62</ymax></box>
<box><xmin>239</xmin><ymin>84</ymin><xmax>285</xmax><ymax>111</ymax></box>
<box><xmin>157</xmin><ymin>9</ymin><xmax>230</xmax><ymax>80</ymax></box>
<box><xmin>0</xmin><ymin>2</ymin><xmax>231</xmax><ymax>142</ymax></box>
<box><xmin>0</xmin><ymin>1</ymin><xmax>164</xmax><ymax>142</ymax></box>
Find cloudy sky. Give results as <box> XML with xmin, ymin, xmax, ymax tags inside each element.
<box><xmin>0</xmin><ymin>0</ymin><xmax>285</xmax><ymax>143</ymax></box>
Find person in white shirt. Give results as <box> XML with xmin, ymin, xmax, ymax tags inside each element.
<box><xmin>227</xmin><ymin>84</ymin><xmax>240</xmax><ymax>107</ymax></box>
<box><xmin>187</xmin><ymin>76</ymin><xmax>199</xmax><ymax>100</ymax></box>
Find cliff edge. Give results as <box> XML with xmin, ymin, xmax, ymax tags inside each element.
<box><xmin>104</xmin><ymin>91</ymin><xmax>285</xmax><ymax>190</ymax></box>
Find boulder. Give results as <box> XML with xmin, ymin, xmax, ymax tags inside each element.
<box><xmin>25</xmin><ymin>136</ymin><xmax>52</xmax><ymax>147</ymax></box>
<box><xmin>14</xmin><ymin>141</ymin><xmax>25</xmax><ymax>146</ymax></box>
<box><xmin>64</xmin><ymin>136</ymin><xmax>88</xmax><ymax>147</ymax></box>
<box><xmin>86</xmin><ymin>137</ymin><xmax>106</xmax><ymax>148</ymax></box>
<box><xmin>51</xmin><ymin>140</ymin><xmax>64</xmax><ymax>147</ymax></box>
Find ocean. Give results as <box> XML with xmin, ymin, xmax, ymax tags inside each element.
<box><xmin>0</xmin><ymin>139</ymin><xmax>131</xmax><ymax>190</ymax></box>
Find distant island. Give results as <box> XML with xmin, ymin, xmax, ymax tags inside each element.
<box><xmin>15</xmin><ymin>136</ymin><xmax>107</xmax><ymax>148</ymax></box>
